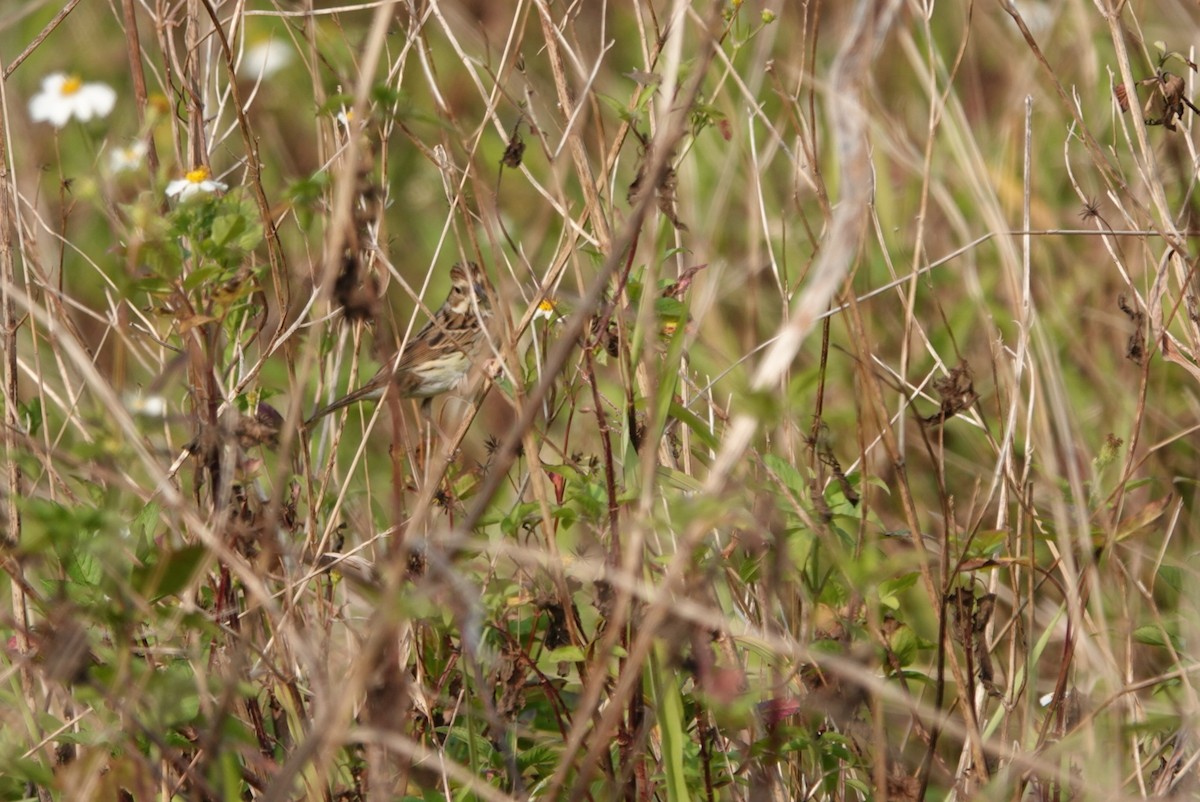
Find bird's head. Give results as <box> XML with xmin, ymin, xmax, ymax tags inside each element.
<box><xmin>448</xmin><ymin>261</ymin><xmax>491</xmax><ymax>314</ymax></box>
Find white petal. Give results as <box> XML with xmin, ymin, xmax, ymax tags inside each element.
<box><xmin>80</xmin><ymin>83</ymin><xmax>116</xmax><ymax>119</ymax></box>
<box><xmin>165</xmin><ymin>179</ymin><xmax>188</xmax><ymax>197</ymax></box>
<box><xmin>29</xmin><ymin>93</ymin><xmax>57</xmax><ymax>123</ymax></box>
<box><xmin>40</xmin><ymin>73</ymin><xmax>67</xmax><ymax>93</ymax></box>
<box><xmin>30</xmin><ymin>94</ymin><xmax>72</xmax><ymax>127</ymax></box>
<box><xmin>109</xmin><ymin>143</ymin><xmax>146</xmax><ymax>172</ymax></box>
<box><xmin>239</xmin><ymin>40</ymin><xmax>292</xmax><ymax>79</ymax></box>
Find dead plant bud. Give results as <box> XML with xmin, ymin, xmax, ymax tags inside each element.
<box><xmin>1096</xmin><ymin>433</ymin><xmax>1124</xmax><ymax>469</ymax></box>
<box><xmin>949</xmin><ymin>588</ymin><xmax>1002</xmax><ymax>697</ymax></box>
<box><xmin>1115</xmin><ymin>83</ymin><xmax>1130</xmax><ymax>112</ymax></box>
<box><xmin>922</xmin><ymin>361</ymin><xmax>978</xmax><ymax>425</ymax></box>
<box><xmin>333</xmin><ymin>251</ymin><xmax>381</xmax><ymax>323</ymax></box>
<box><xmin>316</xmin><ymin>552</ymin><xmax>381</xmax><ymax>589</ymax></box>
<box><xmin>589</xmin><ymin>315</ymin><xmax>620</xmax><ymax>357</ymax></box>
<box><xmin>537</xmin><ymin>597</ymin><xmax>572</xmax><ymax>650</ymax></box>
<box><xmin>1139</xmin><ymin>70</ymin><xmax>1200</xmax><ymax>132</ymax></box>
<box><xmin>661</xmin><ymin>263</ymin><xmax>708</xmax><ymax>300</ymax></box>
<box><xmin>623</xmin><ymin>69</ymin><xmax>661</xmax><ymax>86</ymax></box>
<box><xmin>626</xmin><ymin>403</ymin><xmax>645</xmax><ymax>453</ymax></box>
<box><xmin>234</xmin><ymin>403</ymin><xmax>283</xmax><ymax>449</ymax></box>
<box><xmin>332</xmin><ymin>144</ymin><xmax>383</xmax><ymax>321</ymax></box>
<box><xmin>627</xmin><ymin>135</ymin><xmax>688</xmax><ymax>231</ymax></box>
<box><xmin>501</xmin><ymin>124</ymin><xmax>525</xmax><ymax>169</ymax></box>
<box><xmin>1118</xmin><ymin>295</ymin><xmax>1146</xmax><ymax>364</ymax></box>
<box><xmin>26</xmin><ymin>605</ymin><xmax>96</xmax><ymax>685</ymax></box>
<box><xmin>492</xmin><ymin>641</ymin><xmax>527</xmax><ymax>719</ymax></box>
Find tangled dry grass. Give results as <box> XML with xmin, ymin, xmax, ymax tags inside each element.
<box><xmin>2</xmin><ymin>1</ymin><xmax>1200</xmax><ymax>800</ymax></box>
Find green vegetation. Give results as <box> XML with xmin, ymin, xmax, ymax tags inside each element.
<box><xmin>1</xmin><ymin>1</ymin><xmax>1198</xmax><ymax>799</ymax></box>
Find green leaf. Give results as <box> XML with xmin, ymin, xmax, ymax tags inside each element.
<box><xmin>1158</xmin><ymin>565</ymin><xmax>1183</xmax><ymax>595</ymax></box>
<box><xmin>182</xmin><ymin>265</ymin><xmax>221</xmax><ymax>292</ymax></box>
<box><xmin>544</xmin><ymin>645</ymin><xmax>585</xmax><ymax>663</ymax></box>
<box><xmin>763</xmin><ymin>454</ymin><xmax>806</xmax><ymax>498</ymax></box>
<box><xmin>567</xmin><ymin>478</ymin><xmax>608</xmax><ymax>523</ymax></box>
<box><xmin>132</xmin><ymin>502</ymin><xmax>162</xmax><ymax>542</ymax></box>
<box><xmin>144</xmin><ymin>661</ymin><xmax>203</xmax><ymax>728</ymax></box>
<box><xmin>69</xmin><ymin>550</ymin><xmax>103</xmax><ymax>586</ymax></box>
<box><xmin>966</xmin><ymin>529</ymin><xmax>1008</xmax><ymax>558</ymax></box>
<box><xmin>369</xmin><ymin>84</ymin><xmax>410</xmax><ymax>110</ymax></box>
<box><xmin>650</xmin><ymin>647</ymin><xmax>690</xmax><ymax>802</ymax></box>
<box><xmin>0</xmin><ymin>756</ymin><xmax>54</xmax><ymax>786</ymax></box>
<box><xmin>877</xmin><ymin>572</ymin><xmax>918</xmax><ymax>609</ymax></box>
<box><xmin>237</xmin><ymin>222</ymin><xmax>264</xmax><ymax>251</ymax></box>
<box><xmin>541</xmin><ymin>463</ymin><xmax>583</xmax><ymax>483</ymax></box>
<box><xmin>130</xmin><ymin>274</ymin><xmax>172</xmax><ymax>295</ymax></box>
<box><xmin>211</xmin><ymin>213</ymin><xmax>245</xmax><ymax>246</ymax></box>
<box><xmin>889</xmin><ymin>624</ymin><xmax>920</xmax><ymax>667</ymax></box>
<box><xmin>551</xmin><ymin>505</ymin><xmax>577</xmax><ymax>529</ymax></box>
<box><xmin>316</xmin><ymin>93</ymin><xmax>354</xmax><ymax>116</ymax></box>
<box><xmin>501</xmin><ymin>502</ymin><xmax>542</xmax><ymax>537</ymax></box>
<box><xmin>654</xmin><ymin>296</ymin><xmax>686</xmax><ymax>320</ymax></box>
<box><xmin>819</xmin><ymin>731</ymin><xmax>855</xmax><ymax>761</ymax></box>
<box><xmin>597</xmin><ymin>92</ymin><xmax>643</xmax><ymax>125</ymax></box>
<box><xmin>133</xmin><ymin>545</ymin><xmax>208</xmax><ymax>601</ymax></box>
<box><xmin>1133</xmin><ymin>624</ymin><xmax>1182</xmax><ymax>651</ymax></box>
<box><xmin>17</xmin><ymin>397</ymin><xmax>42</xmax><ymax>436</ymax></box>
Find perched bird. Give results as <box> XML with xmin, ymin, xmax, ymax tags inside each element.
<box><xmin>306</xmin><ymin>261</ymin><xmax>492</xmax><ymax>426</ymax></box>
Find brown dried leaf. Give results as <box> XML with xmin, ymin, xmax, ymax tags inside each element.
<box><xmin>922</xmin><ymin>361</ymin><xmax>977</xmax><ymax>425</ymax></box>
<box><xmin>501</xmin><ymin>126</ymin><xmax>525</xmax><ymax>169</ymax></box>
<box><xmin>627</xmin><ymin>148</ymin><xmax>687</xmax><ymax>231</ymax></box>
<box><xmin>661</xmin><ymin>263</ymin><xmax>708</xmax><ymax>300</ymax></box>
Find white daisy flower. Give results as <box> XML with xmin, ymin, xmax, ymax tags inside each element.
<box><xmin>125</xmin><ymin>392</ymin><xmax>167</xmax><ymax>418</ymax></box>
<box><xmin>29</xmin><ymin>73</ymin><xmax>116</xmax><ymax>128</ymax></box>
<box><xmin>165</xmin><ymin>166</ymin><xmax>228</xmax><ymax>201</ymax></box>
<box><xmin>239</xmin><ymin>39</ymin><xmax>292</xmax><ymax>80</ymax></box>
<box><xmin>534</xmin><ymin>299</ymin><xmax>558</xmax><ymax>321</ymax></box>
<box><xmin>108</xmin><ymin>140</ymin><xmax>148</xmax><ymax>173</ymax></box>
<box><xmin>336</xmin><ymin>108</ymin><xmax>357</xmax><ymax>130</ymax></box>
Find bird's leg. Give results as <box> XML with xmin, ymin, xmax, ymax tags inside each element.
<box><xmin>415</xmin><ymin>397</ymin><xmax>437</xmax><ymax>470</ymax></box>
<box><xmin>420</xmin><ymin>396</ymin><xmax>457</xmax><ymax>444</ymax></box>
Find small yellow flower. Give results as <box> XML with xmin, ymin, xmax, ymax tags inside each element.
<box><xmin>148</xmin><ymin>93</ymin><xmax>171</xmax><ymax>116</ymax></box>
<box><xmin>534</xmin><ymin>298</ymin><xmax>558</xmax><ymax>322</ymax></box>
<box><xmin>29</xmin><ymin>72</ymin><xmax>116</xmax><ymax>128</ymax></box>
<box><xmin>166</xmin><ymin>165</ymin><xmax>228</xmax><ymax>201</ymax></box>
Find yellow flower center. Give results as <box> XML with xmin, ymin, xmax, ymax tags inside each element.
<box><xmin>185</xmin><ymin>166</ymin><xmax>211</xmax><ymax>184</ymax></box>
<box><xmin>537</xmin><ymin>299</ymin><xmax>556</xmax><ymax>314</ymax></box>
<box><xmin>61</xmin><ymin>75</ymin><xmax>83</xmax><ymax>95</ymax></box>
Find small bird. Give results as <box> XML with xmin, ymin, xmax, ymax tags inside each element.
<box><xmin>306</xmin><ymin>261</ymin><xmax>492</xmax><ymax>426</ymax></box>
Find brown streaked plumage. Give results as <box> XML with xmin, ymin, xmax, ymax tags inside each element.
<box><xmin>306</xmin><ymin>262</ymin><xmax>492</xmax><ymax>426</ymax></box>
